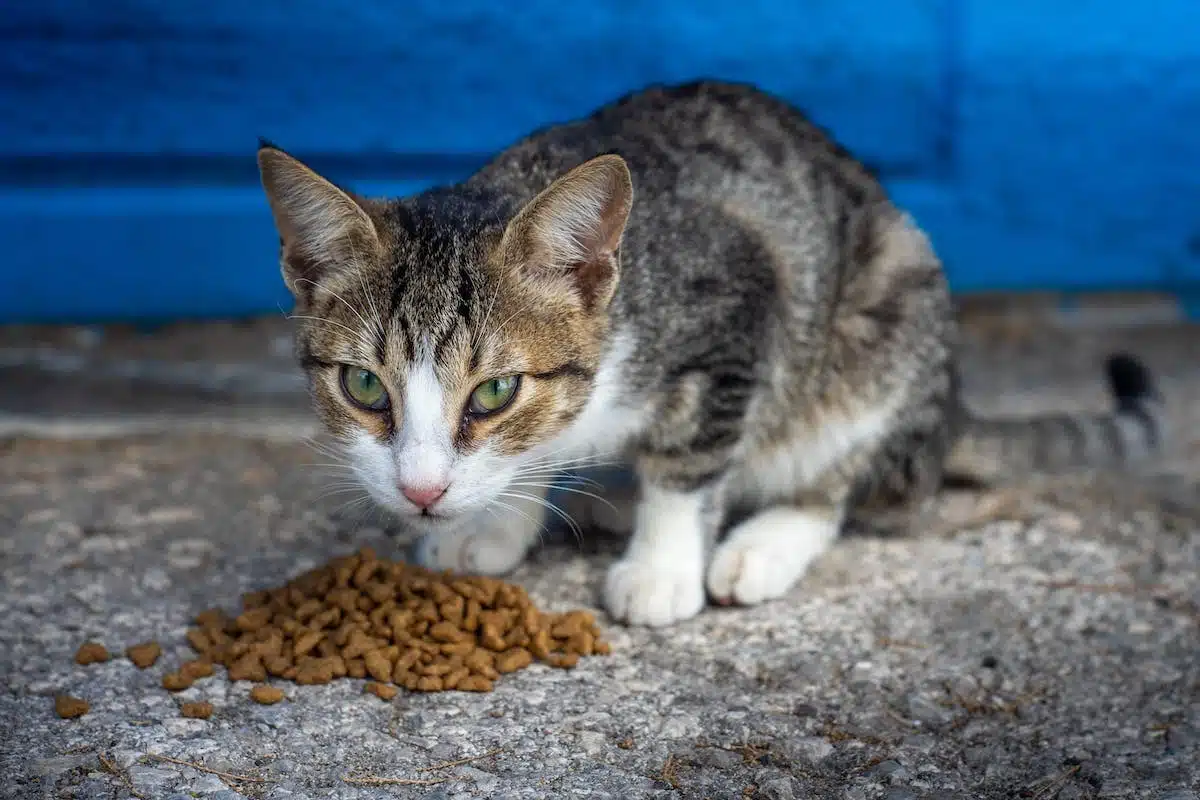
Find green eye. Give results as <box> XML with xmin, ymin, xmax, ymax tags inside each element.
<box><xmin>340</xmin><ymin>366</ymin><xmax>389</xmax><ymax>410</ymax></box>
<box><xmin>467</xmin><ymin>375</ymin><xmax>520</xmax><ymax>416</ymax></box>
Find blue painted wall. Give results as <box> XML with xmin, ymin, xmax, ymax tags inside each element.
<box><xmin>1</xmin><ymin>1</ymin><xmax>1198</xmax><ymax>322</ymax></box>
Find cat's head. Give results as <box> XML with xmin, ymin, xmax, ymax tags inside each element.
<box><xmin>257</xmin><ymin>145</ymin><xmax>633</xmax><ymax>531</ymax></box>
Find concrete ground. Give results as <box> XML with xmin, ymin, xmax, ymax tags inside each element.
<box><xmin>1</xmin><ymin>299</ymin><xmax>1198</xmax><ymax>800</ymax></box>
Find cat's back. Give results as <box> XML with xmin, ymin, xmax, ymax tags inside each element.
<box><xmin>473</xmin><ymin>80</ymin><xmax>885</xmax><ymax>214</ymax></box>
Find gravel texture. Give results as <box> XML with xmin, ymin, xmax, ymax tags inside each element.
<box><xmin>1</xmin><ymin>312</ymin><xmax>1198</xmax><ymax>799</ymax></box>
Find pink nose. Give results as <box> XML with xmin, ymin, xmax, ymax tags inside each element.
<box><xmin>401</xmin><ymin>484</ymin><xmax>446</xmax><ymax>510</ymax></box>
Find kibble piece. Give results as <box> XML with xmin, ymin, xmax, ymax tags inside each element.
<box><xmin>162</xmin><ymin>672</ymin><xmax>193</xmax><ymax>691</ymax></box>
<box><xmin>566</xmin><ymin>632</ymin><xmax>595</xmax><ymax>657</ymax></box>
<box><xmin>420</xmin><ymin>662</ymin><xmax>453</xmax><ymax>678</ymax></box>
<box><xmin>250</xmin><ymin>684</ymin><xmax>285</xmax><ymax>705</ymax></box>
<box><xmin>458</xmin><ymin>674</ymin><xmax>494</xmax><ymax>693</ymax></box>
<box><xmin>593</xmin><ymin>640</ymin><xmax>612</xmax><ymax>656</ymax></box>
<box><xmin>416</xmin><ymin>676</ymin><xmax>444</xmax><ymax>692</ymax></box>
<box><xmin>328</xmin><ymin>655</ymin><xmax>348</xmax><ymax>679</ymax></box>
<box><xmin>480</xmin><ymin>625</ymin><xmax>507</xmax><ymax>652</ymax></box>
<box><xmin>126</xmin><ymin>641</ymin><xmax>162</xmax><ymax>669</ymax></box>
<box><xmin>346</xmin><ymin>659</ymin><xmax>367</xmax><ymax>679</ymax></box>
<box><xmin>185</xmin><ymin>629</ymin><xmax>212</xmax><ymax>654</ymax></box>
<box><xmin>341</xmin><ymin>629</ymin><xmax>374</xmax><ymax>660</ymax></box>
<box><xmin>264</xmin><ymin>655</ymin><xmax>292</xmax><ymax>677</ymax></box>
<box><xmin>55</xmin><ymin>694</ymin><xmax>90</xmax><ymax>719</ymax></box>
<box><xmin>440</xmin><ymin>640</ymin><xmax>475</xmax><ymax>657</ymax></box>
<box><xmin>194</xmin><ymin>608</ymin><xmax>227</xmax><ymax>629</ymax></box>
<box><xmin>180</xmin><ymin>701</ymin><xmax>213</xmax><ymax>719</ymax></box>
<box><xmin>294</xmin><ymin>658</ymin><xmax>335</xmax><ymax>685</ymax></box>
<box><xmin>429</xmin><ymin>621</ymin><xmax>465</xmax><ymax>643</ymax></box>
<box><xmin>365</xmin><ymin>681</ymin><xmax>398</xmax><ymax>700</ymax></box>
<box><xmin>235</xmin><ymin>606</ymin><xmax>273</xmax><ymax>633</ymax></box>
<box><xmin>292</xmin><ymin>631</ymin><xmax>323</xmax><ymax>658</ymax></box>
<box><xmin>293</xmin><ymin>598</ymin><xmax>323</xmax><ymax>621</ymax></box>
<box><xmin>74</xmin><ymin>641</ymin><xmax>110</xmax><ymax>666</ymax></box>
<box><xmin>546</xmin><ymin>652</ymin><xmax>580</xmax><ymax>669</ymax></box>
<box><xmin>530</xmin><ymin>629</ymin><xmax>552</xmax><ymax>660</ymax></box>
<box><xmin>443</xmin><ymin>666</ymin><xmax>470</xmax><ymax>690</ymax></box>
<box><xmin>228</xmin><ymin>654</ymin><xmax>268</xmax><ymax>683</ymax></box>
<box><xmin>495</xmin><ymin>648</ymin><xmax>533</xmax><ymax>674</ymax></box>
<box><xmin>180</xmin><ymin>659</ymin><xmax>215</xmax><ymax>681</ymax></box>
<box><xmin>363</xmin><ymin>651</ymin><xmax>392</xmax><ymax>682</ymax></box>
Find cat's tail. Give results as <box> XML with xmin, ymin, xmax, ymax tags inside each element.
<box><xmin>944</xmin><ymin>353</ymin><xmax>1166</xmax><ymax>484</ymax></box>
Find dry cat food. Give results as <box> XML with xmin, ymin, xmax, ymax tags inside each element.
<box><xmin>364</xmin><ymin>681</ymin><xmax>398</xmax><ymax>701</ymax></box>
<box><xmin>179</xmin><ymin>701</ymin><xmax>213</xmax><ymax>719</ymax></box>
<box><xmin>249</xmin><ymin>684</ymin><xmax>285</xmax><ymax>705</ymax></box>
<box><xmin>125</xmin><ymin>641</ymin><xmax>162</xmax><ymax>669</ymax></box>
<box><xmin>172</xmin><ymin>547</ymin><xmax>611</xmax><ymax>693</ymax></box>
<box><xmin>74</xmin><ymin>642</ymin><xmax>110</xmax><ymax>666</ymax></box>
<box><xmin>55</xmin><ymin>694</ymin><xmax>90</xmax><ymax>719</ymax></box>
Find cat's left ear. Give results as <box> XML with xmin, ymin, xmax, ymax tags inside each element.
<box><xmin>498</xmin><ymin>154</ymin><xmax>633</xmax><ymax>311</ymax></box>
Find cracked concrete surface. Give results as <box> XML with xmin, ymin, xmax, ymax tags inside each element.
<box><xmin>1</xmin><ymin>308</ymin><xmax>1198</xmax><ymax>799</ymax></box>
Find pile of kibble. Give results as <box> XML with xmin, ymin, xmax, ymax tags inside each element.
<box><xmin>58</xmin><ymin>548</ymin><xmax>610</xmax><ymax>718</ymax></box>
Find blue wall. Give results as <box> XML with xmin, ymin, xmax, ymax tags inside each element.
<box><xmin>1</xmin><ymin>1</ymin><xmax>1198</xmax><ymax>322</ymax></box>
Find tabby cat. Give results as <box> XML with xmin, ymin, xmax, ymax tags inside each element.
<box><xmin>258</xmin><ymin>81</ymin><xmax>1163</xmax><ymax>627</ymax></box>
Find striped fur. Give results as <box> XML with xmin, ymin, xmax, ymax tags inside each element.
<box><xmin>945</xmin><ymin>354</ymin><xmax>1165</xmax><ymax>484</ymax></box>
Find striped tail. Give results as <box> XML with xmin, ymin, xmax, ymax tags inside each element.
<box><xmin>944</xmin><ymin>354</ymin><xmax>1165</xmax><ymax>484</ymax></box>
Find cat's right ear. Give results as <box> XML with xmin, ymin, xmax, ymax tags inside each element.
<box><xmin>257</xmin><ymin>144</ymin><xmax>381</xmax><ymax>298</ymax></box>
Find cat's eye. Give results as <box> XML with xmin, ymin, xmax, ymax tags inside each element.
<box><xmin>467</xmin><ymin>375</ymin><xmax>520</xmax><ymax>416</ymax></box>
<box><xmin>340</xmin><ymin>366</ymin><xmax>390</xmax><ymax>410</ymax></box>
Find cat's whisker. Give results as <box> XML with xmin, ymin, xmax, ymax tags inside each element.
<box><xmin>332</xmin><ymin>494</ymin><xmax>376</xmax><ymax>517</ymax></box>
<box><xmin>511</xmin><ymin>472</ymin><xmax>606</xmax><ymax>491</ymax></box>
<box><xmin>349</xmin><ymin>239</ymin><xmax>387</xmax><ymax>346</ymax></box>
<box><xmin>497</xmin><ymin>489</ymin><xmax>583</xmax><ymax>551</ymax></box>
<box><xmin>486</xmin><ymin>498</ymin><xmax>550</xmax><ymax>551</ymax></box>
<box><xmin>509</xmin><ymin>481</ymin><xmax>618</xmax><ymax>514</ymax></box>
<box><xmin>515</xmin><ymin>448</ymin><xmax>620</xmax><ymax>473</ymax></box>
<box><xmin>468</xmin><ymin>285</ymin><xmax>503</xmax><ymax>363</ymax></box>
<box><xmin>319</xmin><ymin>487</ymin><xmax>372</xmax><ymax>506</ymax></box>
<box><xmin>292</xmin><ymin>278</ymin><xmax>373</xmax><ymax>336</ymax></box>
<box><xmin>286</xmin><ymin>314</ymin><xmax>361</xmax><ymax>339</ymax></box>
<box><xmin>292</xmin><ymin>277</ymin><xmax>380</xmax><ymax>357</ymax></box>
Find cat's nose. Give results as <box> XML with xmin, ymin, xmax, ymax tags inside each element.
<box><xmin>401</xmin><ymin>484</ymin><xmax>447</xmax><ymax>510</ymax></box>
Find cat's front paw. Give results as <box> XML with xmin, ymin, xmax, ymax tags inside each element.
<box><xmin>415</xmin><ymin>513</ymin><xmax>539</xmax><ymax>576</ymax></box>
<box><xmin>706</xmin><ymin>508</ymin><xmax>839</xmax><ymax>605</ymax></box>
<box><xmin>604</xmin><ymin>557</ymin><xmax>705</xmax><ymax>627</ymax></box>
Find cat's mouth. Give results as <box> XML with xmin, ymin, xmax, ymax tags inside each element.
<box><xmin>398</xmin><ymin>503</ymin><xmax>463</xmax><ymax>532</ymax></box>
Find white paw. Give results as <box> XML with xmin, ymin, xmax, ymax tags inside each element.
<box><xmin>415</xmin><ymin>513</ymin><xmax>540</xmax><ymax>576</ymax></box>
<box><xmin>706</xmin><ymin>508</ymin><xmax>840</xmax><ymax>606</ymax></box>
<box><xmin>605</xmin><ymin>558</ymin><xmax>705</xmax><ymax>627</ymax></box>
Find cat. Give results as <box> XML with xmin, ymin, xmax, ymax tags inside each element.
<box><xmin>257</xmin><ymin>80</ymin><xmax>1164</xmax><ymax>627</ymax></box>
